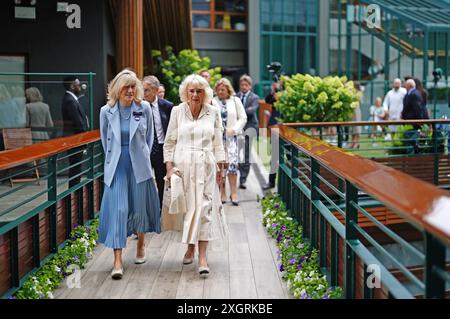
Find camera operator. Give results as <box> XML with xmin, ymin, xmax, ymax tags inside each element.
<box><xmin>262</xmin><ymin>62</ymin><xmax>283</xmax><ymax>190</ymax></box>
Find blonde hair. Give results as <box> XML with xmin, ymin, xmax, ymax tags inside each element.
<box><xmin>25</xmin><ymin>87</ymin><xmax>43</xmax><ymax>103</ymax></box>
<box><xmin>214</xmin><ymin>78</ymin><xmax>235</xmax><ymax>98</ymax></box>
<box><xmin>107</xmin><ymin>69</ymin><xmax>144</xmax><ymax>107</ymax></box>
<box><xmin>179</xmin><ymin>74</ymin><xmax>213</xmax><ymax>104</ymax></box>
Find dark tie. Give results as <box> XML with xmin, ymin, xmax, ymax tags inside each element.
<box><xmin>241</xmin><ymin>93</ymin><xmax>246</xmax><ymax>105</ymax></box>
<box><xmin>151</xmin><ymin>104</ymin><xmax>159</xmax><ymax>157</ymax></box>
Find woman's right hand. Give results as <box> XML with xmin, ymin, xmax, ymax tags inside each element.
<box><xmin>165</xmin><ymin>167</ymin><xmax>181</xmax><ymax>181</ymax></box>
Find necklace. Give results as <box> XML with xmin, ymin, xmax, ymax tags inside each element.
<box><xmin>119</xmin><ymin>105</ymin><xmax>131</xmax><ymax>120</ymax></box>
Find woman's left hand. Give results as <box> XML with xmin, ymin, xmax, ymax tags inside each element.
<box><xmin>226</xmin><ymin>128</ymin><xmax>236</xmax><ymax>136</ymax></box>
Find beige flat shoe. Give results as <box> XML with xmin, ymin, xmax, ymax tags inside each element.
<box><xmin>111</xmin><ymin>267</ymin><xmax>123</xmax><ymax>280</ymax></box>
<box><xmin>199</xmin><ymin>266</ymin><xmax>210</xmax><ymax>278</ymax></box>
<box><xmin>183</xmin><ymin>254</ymin><xmax>194</xmax><ymax>265</ymax></box>
<box><xmin>135</xmin><ymin>254</ymin><xmax>146</xmax><ymax>264</ymax></box>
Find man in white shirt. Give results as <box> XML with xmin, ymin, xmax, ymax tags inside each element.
<box><xmin>383</xmin><ymin>78</ymin><xmax>406</xmax><ymax>131</ymax></box>
<box><xmin>143</xmin><ymin>75</ymin><xmax>174</xmax><ymax>207</ymax></box>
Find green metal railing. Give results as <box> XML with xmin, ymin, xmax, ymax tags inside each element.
<box><xmin>284</xmin><ymin>120</ymin><xmax>450</xmax><ymax>188</ymax></box>
<box><xmin>0</xmin><ymin>131</ymin><xmax>103</xmax><ymax>298</ymax></box>
<box><xmin>274</xmin><ymin>123</ymin><xmax>450</xmax><ymax>299</ymax></box>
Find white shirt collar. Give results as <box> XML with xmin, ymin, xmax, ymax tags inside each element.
<box><xmin>150</xmin><ymin>96</ymin><xmax>158</xmax><ymax>107</ymax></box>
<box><xmin>66</xmin><ymin>90</ymin><xmax>79</xmax><ymax>101</ymax></box>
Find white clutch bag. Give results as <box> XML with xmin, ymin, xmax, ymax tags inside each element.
<box><xmin>162</xmin><ymin>168</ymin><xmax>187</xmax><ymax>215</ymax></box>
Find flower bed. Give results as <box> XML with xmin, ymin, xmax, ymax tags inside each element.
<box><xmin>258</xmin><ymin>193</ymin><xmax>342</xmax><ymax>299</ymax></box>
<box><xmin>11</xmin><ymin>218</ymin><xmax>99</xmax><ymax>299</ymax></box>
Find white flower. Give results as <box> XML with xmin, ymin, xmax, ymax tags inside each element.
<box><xmin>317</xmin><ymin>284</ymin><xmax>324</xmax><ymax>290</ymax></box>
<box><xmin>47</xmin><ymin>291</ymin><xmax>54</xmax><ymax>299</ymax></box>
<box><xmin>54</xmin><ymin>265</ymin><xmax>61</xmax><ymax>273</ymax></box>
<box><xmin>46</xmin><ymin>278</ymin><xmax>52</xmax><ymax>285</ymax></box>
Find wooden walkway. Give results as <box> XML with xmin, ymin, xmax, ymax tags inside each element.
<box><xmin>53</xmin><ymin>161</ymin><xmax>290</xmax><ymax>299</ymax></box>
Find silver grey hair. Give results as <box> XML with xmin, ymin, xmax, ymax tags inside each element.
<box><xmin>25</xmin><ymin>87</ymin><xmax>43</xmax><ymax>103</ymax></box>
<box><xmin>142</xmin><ymin>75</ymin><xmax>160</xmax><ymax>89</ymax></box>
<box><xmin>406</xmin><ymin>79</ymin><xmax>416</xmax><ymax>88</ymax></box>
<box><xmin>239</xmin><ymin>74</ymin><xmax>253</xmax><ymax>87</ymax></box>
<box><xmin>179</xmin><ymin>74</ymin><xmax>213</xmax><ymax>104</ymax></box>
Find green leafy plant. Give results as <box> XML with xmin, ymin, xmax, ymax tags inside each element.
<box><xmin>11</xmin><ymin>219</ymin><xmax>99</xmax><ymax>299</ymax></box>
<box><xmin>257</xmin><ymin>193</ymin><xmax>342</xmax><ymax>299</ymax></box>
<box><xmin>151</xmin><ymin>46</ymin><xmax>222</xmax><ymax>104</ymax></box>
<box><xmin>387</xmin><ymin>124</ymin><xmax>446</xmax><ymax>155</ymax></box>
<box><xmin>274</xmin><ymin>74</ymin><xmax>360</xmax><ymax>123</ymax></box>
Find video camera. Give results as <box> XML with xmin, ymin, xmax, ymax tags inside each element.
<box><xmin>267</xmin><ymin>62</ymin><xmax>282</xmax><ymax>83</ymax></box>
<box><xmin>433</xmin><ymin>68</ymin><xmax>442</xmax><ymax>84</ymax></box>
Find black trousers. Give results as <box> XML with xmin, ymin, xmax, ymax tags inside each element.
<box><xmin>238</xmin><ymin>130</ymin><xmax>258</xmax><ymax>184</ymax></box>
<box><xmin>151</xmin><ymin>144</ymin><xmax>166</xmax><ymax>208</ymax></box>
<box><xmin>68</xmin><ymin>146</ymin><xmax>84</xmax><ymax>188</ymax></box>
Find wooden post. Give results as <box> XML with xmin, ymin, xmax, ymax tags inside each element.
<box><xmin>116</xmin><ymin>0</ymin><xmax>144</xmax><ymax>78</ymax></box>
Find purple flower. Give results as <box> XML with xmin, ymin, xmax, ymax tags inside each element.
<box><xmin>300</xmin><ymin>293</ymin><xmax>307</xmax><ymax>299</ymax></box>
<box><xmin>276</xmin><ymin>233</ymin><xmax>283</xmax><ymax>243</ymax></box>
<box><xmin>73</xmin><ymin>223</ymin><xmax>80</xmax><ymax>228</ymax></box>
<box><xmin>326</xmin><ymin>287</ymin><xmax>332</xmax><ymax>293</ymax></box>
<box><xmin>296</xmin><ymin>263</ymin><xmax>303</xmax><ymax>269</ymax></box>
<box><xmin>288</xmin><ymin>258</ymin><xmax>296</xmax><ymax>265</ymax></box>
<box><xmin>274</xmin><ymin>203</ymin><xmax>280</xmax><ymax>209</ymax></box>
<box><xmin>323</xmin><ymin>295</ymin><xmax>331</xmax><ymax>299</ymax></box>
<box><xmin>281</xmin><ymin>225</ymin><xmax>286</xmax><ymax>230</ymax></box>
<box><xmin>8</xmin><ymin>296</ymin><xmax>17</xmax><ymax>300</ymax></box>
<box><xmin>271</xmin><ymin>223</ymin><xmax>278</xmax><ymax>229</ymax></box>
<box><xmin>279</xmin><ymin>264</ymin><xmax>284</xmax><ymax>272</ymax></box>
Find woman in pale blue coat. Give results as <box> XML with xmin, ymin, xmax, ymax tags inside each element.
<box><xmin>99</xmin><ymin>69</ymin><xmax>160</xmax><ymax>279</ymax></box>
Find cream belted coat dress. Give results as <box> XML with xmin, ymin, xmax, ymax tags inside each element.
<box><xmin>163</xmin><ymin>102</ymin><xmax>228</xmax><ymax>244</ymax></box>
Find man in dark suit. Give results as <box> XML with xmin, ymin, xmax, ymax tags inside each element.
<box><xmin>402</xmin><ymin>79</ymin><xmax>424</xmax><ymax>122</ymax></box>
<box><xmin>61</xmin><ymin>76</ymin><xmax>89</xmax><ymax>188</ymax></box>
<box><xmin>143</xmin><ymin>75</ymin><xmax>173</xmax><ymax>207</ymax></box>
<box><xmin>236</xmin><ymin>74</ymin><xmax>259</xmax><ymax>189</ymax></box>
<box><xmin>401</xmin><ymin>79</ymin><xmax>424</xmax><ymax>153</ymax></box>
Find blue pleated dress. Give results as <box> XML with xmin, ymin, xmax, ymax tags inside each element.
<box><xmin>99</xmin><ymin>105</ymin><xmax>161</xmax><ymax>249</ymax></box>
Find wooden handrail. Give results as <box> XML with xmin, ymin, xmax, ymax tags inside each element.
<box><xmin>0</xmin><ymin>131</ymin><xmax>100</xmax><ymax>171</ymax></box>
<box><xmin>282</xmin><ymin>119</ymin><xmax>450</xmax><ymax>128</ymax></box>
<box><xmin>273</xmin><ymin>124</ymin><xmax>450</xmax><ymax>246</ymax></box>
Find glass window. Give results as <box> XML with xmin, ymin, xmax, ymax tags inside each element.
<box><xmin>260</xmin><ymin>0</ymin><xmax>318</xmax><ymax>82</ymax></box>
<box><xmin>0</xmin><ymin>55</ymin><xmax>26</xmax><ymax>129</ymax></box>
<box><xmin>215</xmin><ymin>0</ymin><xmax>246</xmax><ymax>12</ymax></box>
<box><xmin>193</xmin><ymin>14</ymin><xmax>211</xmax><ymax>28</ymax></box>
<box><xmin>192</xmin><ymin>0</ymin><xmax>247</xmax><ymax>32</ymax></box>
<box><xmin>192</xmin><ymin>0</ymin><xmax>210</xmax><ymax>11</ymax></box>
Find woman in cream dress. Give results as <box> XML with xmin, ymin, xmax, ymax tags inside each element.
<box><xmin>163</xmin><ymin>74</ymin><xmax>227</xmax><ymax>277</ymax></box>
